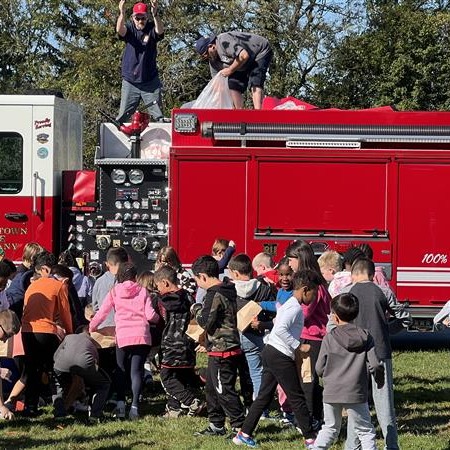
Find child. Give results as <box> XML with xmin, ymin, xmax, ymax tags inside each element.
<box><xmin>259</xmin><ymin>257</ymin><xmax>293</xmax><ymax>312</ymax></box>
<box><xmin>0</xmin><ymin>261</ymin><xmax>13</xmax><ymax>311</ymax></box>
<box><xmin>156</xmin><ymin>246</ymin><xmax>196</xmax><ymax>298</ymax></box>
<box><xmin>251</xmin><ymin>252</ymin><xmax>279</xmax><ymax>291</ymax></box>
<box><xmin>153</xmin><ymin>265</ymin><xmax>203</xmax><ymax>417</ymax></box>
<box><xmin>90</xmin><ymin>247</ymin><xmax>128</xmax><ymax>410</ymax></box>
<box><xmin>89</xmin><ymin>262</ymin><xmax>159</xmax><ymax>420</ymax></box>
<box><xmin>191</xmin><ymin>255</ymin><xmax>245</xmax><ymax>436</ymax></box>
<box><xmin>137</xmin><ymin>270</ymin><xmax>164</xmax><ymax>377</ymax></box>
<box><xmin>328</xmin><ymin>247</ymin><xmax>365</xmax><ymax>298</ymax></box>
<box><xmin>21</xmin><ymin>251</ymin><xmax>73</xmax><ymax>416</ymax></box>
<box><xmin>347</xmin><ymin>258</ymin><xmax>401</xmax><ymax>450</ymax></box>
<box><xmin>317</xmin><ymin>251</ymin><xmax>341</xmax><ymax>285</ymax></box>
<box><xmin>312</xmin><ymin>293</ymin><xmax>384</xmax><ymax>450</ymax></box>
<box><xmin>286</xmin><ymin>241</ymin><xmax>331</xmax><ymax>426</ymax></box>
<box><xmin>53</xmin><ymin>327</ymin><xmax>111</xmax><ymax>422</ymax></box>
<box><xmin>232</xmin><ymin>270</ymin><xmax>319</xmax><ymax>449</ymax></box>
<box><xmin>356</xmin><ymin>243</ymin><xmax>390</xmax><ymax>289</ymax></box>
<box><xmin>211</xmin><ymin>238</ymin><xmax>236</xmax><ymax>274</ymax></box>
<box><xmin>0</xmin><ymin>310</ymin><xmax>21</xmax><ymax>420</ymax></box>
<box><xmin>91</xmin><ymin>247</ymin><xmax>129</xmax><ymax>329</ymax></box>
<box><xmin>228</xmin><ymin>253</ymin><xmax>275</xmax><ymax>399</ymax></box>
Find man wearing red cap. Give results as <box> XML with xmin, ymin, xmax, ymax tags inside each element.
<box><xmin>116</xmin><ymin>1</ymin><xmax>164</xmax><ymax>123</ymax></box>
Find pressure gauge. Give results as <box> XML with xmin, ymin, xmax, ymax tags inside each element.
<box><xmin>111</xmin><ymin>168</ymin><xmax>126</xmax><ymax>184</ymax></box>
<box><xmin>156</xmin><ymin>222</ymin><xmax>165</xmax><ymax>231</ymax></box>
<box><xmin>123</xmin><ymin>201</ymin><xmax>132</xmax><ymax>209</ymax></box>
<box><xmin>76</xmin><ymin>243</ymin><xmax>84</xmax><ymax>251</ymax></box>
<box><xmin>76</xmin><ymin>234</ymin><xmax>84</xmax><ymax>242</ymax></box>
<box><xmin>76</xmin><ymin>224</ymin><xmax>84</xmax><ymax>233</ymax></box>
<box><xmin>128</xmin><ymin>169</ymin><xmax>144</xmax><ymax>185</ymax></box>
<box><xmin>132</xmin><ymin>201</ymin><xmax>140</xmax><ymax>209</ymax></box>
<box><xmin>86</xmin><ymin>219</ymin><xmax>94</xmax><ymax>228</ymax></box>
<box><xmin>115</xmin><ymin>201</ymin><xmax>123</xmax><ymax>209</ymax></box>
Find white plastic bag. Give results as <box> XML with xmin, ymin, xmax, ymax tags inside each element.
<box><xmin>190</xmin><ymin>74</ymin><xmax>234</xmax><ymax>109</ymax></box>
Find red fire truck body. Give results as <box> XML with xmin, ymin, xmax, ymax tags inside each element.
<box><xmin>170</xmin><ymin>108</ymin><xmax>450</xmax><ymax>326</ymax></box>
<box><xmin>0</xmin><ymin>95</ymin><xmax>82</xmax><ymax>260</ymax></box>
<box><xmin>2</xmin><ymin>95</ymin><xmax>450</xmax><ymax>329</ymax></box>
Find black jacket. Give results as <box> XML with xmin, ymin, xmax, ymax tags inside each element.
<box><xmin>159</xmin><ymin>289</ymin><xmax>196</xmax><ymax>367</ymax></box>
<box><xmin>193</xmin><ymin>279</ymin><xmax>241</xmax><ymax>352</ymax></box>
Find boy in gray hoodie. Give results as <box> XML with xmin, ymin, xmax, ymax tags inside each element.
<box><xmin>312</xmin><ymin>293</ymin><xmax>384</xmax><ymax>450</ymax></box>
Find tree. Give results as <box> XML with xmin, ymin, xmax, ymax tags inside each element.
<box><xmin>310</xmin><ymin>3</ymin><xmax>450</xmax><ymax>110</ymax></box>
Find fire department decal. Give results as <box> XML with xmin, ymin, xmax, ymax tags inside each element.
<box><xmin>36</xmin><ymin>133</ymin><xmax>49</xmax><ymax>144</ymax></box>
<box><xmin>34</xmin><ymin>118</ymin><xmax>52</xmax><ymax>129</ymax></box>
<box><xmin>37</xmin><ymin>147</ymin><xmax>49</xmax><ymax>159</ymax></box>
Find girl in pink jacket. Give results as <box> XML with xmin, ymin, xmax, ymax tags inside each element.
<box><xmin>89</xmin><ymin>262</ymin><xmax>159</xmax><ymax>420</ymax></box>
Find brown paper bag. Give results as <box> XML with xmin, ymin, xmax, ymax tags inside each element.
<box><xmin>90</xmin><ymin>326</ymin><xmax>116</xmax><ymax>348</ymax></box>
<box><xmin>297</xmin><ymin>354</ymin><xmax>312</xmax><ymax>383</ymax></box>
<box><xmin>0</xmin><ymin>336</ymin><xmax>13</xmax><ymax>357</ymax></box>
<box><xmin>186</xmin><ymin>320</ymin><xmax>206</xmax><ymax>344</ymax></box>
<box><xmin>237</xmin><ymin>301</ymin><xmax>262</xmax><ymax>332</ymax></box>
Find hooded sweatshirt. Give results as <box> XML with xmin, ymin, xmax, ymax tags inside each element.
<box><xmin>234</xmin><ymin>278</ymin><xmax>275</xmax><ymax>336</ymax></box>
<box><xmin>159</xmin><ymin>289</ymin><xmax>196</xmax><ymax>368</ymax></box>
<box><xmin>315</xmin><ymin>323</ymin><xmax>384</xmax><ymax>404</ymax></box>
<box><xmin>193</xmin><ymin>279</ymin><xmax>241</xmax><ymax>353</ymax></box>
<box><xmin>89</xmin><ymin>280</ymin><xmax>159</xmax><ymax>348</ymax></box>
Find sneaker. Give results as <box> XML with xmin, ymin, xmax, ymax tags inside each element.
<box><xmin>305</xmin><ymin>438</ymin><xmax>316</xmax><ymax>449</ymax></box>
<box><xmin>232</xmin><ymin>431</ymin><xmax>257</xmax><ymax>447</ymax></box>
<box><xmin>113</xmin><ymin>400</ymin><xmax>126</xmax><ymax>419</ymax></box>
<box><xmin>194</xmin><ymin>425</ymin><xmax>226</xmax><ymax>436</ymax></box>
<box><xmin>279</xmin><ymin>412</ymin><xmax>296</xmax><ymax>427</ymax></box>
<box><xmin>129</xmin><ymin>405</ymin><xmax>139</xmax><ymax>420</ymax></box>
<box><xmin>187</xmin><ymin>398</ymin><xmax>205</xmax><ymax>417</ymax></box>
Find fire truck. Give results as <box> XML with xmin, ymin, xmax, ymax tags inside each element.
<box><xmin>2</xmin><ymin>95</ymin><xmax>450</xmax><ymax>330</ymax></box>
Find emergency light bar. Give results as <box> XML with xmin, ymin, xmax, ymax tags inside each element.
<box><xmin>201</xmin><ymin>122</ymin><xmax>450</xmax><ymax>145</ymax></box>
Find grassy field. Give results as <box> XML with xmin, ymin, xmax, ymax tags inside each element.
<box><xmin>0</xmin><ymin>350</ymin><xmax>449</xmax><ymax>449</ymax></box>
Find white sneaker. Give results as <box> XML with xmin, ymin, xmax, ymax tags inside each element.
<box><xmin>113</xmin><ymin>400</ymin><xmax>126</xmax><ymax>419</ymax></box>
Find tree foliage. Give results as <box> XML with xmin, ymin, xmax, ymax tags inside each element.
<box><xmin>310</xmin><ymin>3</ymin><xmax>450</xmax><ymax>110</ymax></box>
<box><xmin>1</xmin><ymin>1</ymin><xmax>450</xmax><ymax>166</ymax></box>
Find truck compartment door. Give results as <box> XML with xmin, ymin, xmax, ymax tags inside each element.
<box><xmin>0</xmin><ymin>106</ymin><xmax>34</xmax><ymax>261</ymax></box>
<box><xmin>397</xmin><ymin>163</ymin><xmax>450</xmax><ymax>307</ymax></box>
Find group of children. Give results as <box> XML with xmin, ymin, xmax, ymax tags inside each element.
<box><xmin>0</xmin><ymin>238</ymin><xmax>412</xmax><ymax>450</ymax></box>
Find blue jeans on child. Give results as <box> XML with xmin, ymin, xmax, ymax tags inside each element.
<box><xmin>345</xmin><ymin>359</ymin><xmax>399</xmax><ymax>450</ymax></box>
<box><xmin>240</xmin><ymin>332</ymin><xmax>264</xmax><ymax>398</ymax></box>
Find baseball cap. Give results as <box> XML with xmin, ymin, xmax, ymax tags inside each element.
<box><xmin>195</xmin><ymin>34</ymin><xmax>216</xmax><ymax>55</ymax></box>
<box><xmin>133</xmin><ymin>2</ymin><xmax>148</xmax><ymax>14</ymax></box>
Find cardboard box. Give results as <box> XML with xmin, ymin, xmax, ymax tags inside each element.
<box><xmin>237</xmin><ymin>301</ymin><xmax>262</xmax><ymax>332</ymax></box>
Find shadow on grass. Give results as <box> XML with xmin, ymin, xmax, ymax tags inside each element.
<box><xmin>0</xmin><ymin>428</ymin><xmax>141</xmax><ymax>450</ymax></box>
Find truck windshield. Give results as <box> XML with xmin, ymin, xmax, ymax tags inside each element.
<box><xmin>0</xmin><ymin>133</ymin><xmax>22</xmax><ymax>194</ymax></box>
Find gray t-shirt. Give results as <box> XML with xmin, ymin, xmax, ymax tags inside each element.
<box><xmin>210</xmin><ymin>32</ymin><xmax>271</xmax><ymax>75</ymax></box>
<box><xmin>54</xmin><ymin>333</ymin><xmax>99</xmax><ymax>372</ymax></box>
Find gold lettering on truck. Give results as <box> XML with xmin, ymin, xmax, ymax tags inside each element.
<box><xmin>0</xmin><ymin>227</ymin><xmax>28</xmax><ymax>235</ymax></box>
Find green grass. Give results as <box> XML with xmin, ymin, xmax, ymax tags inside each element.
<box><xmin>1</xmin><ymin>350</ymin><xmax>449</xmax><ymax>449</ymax></box>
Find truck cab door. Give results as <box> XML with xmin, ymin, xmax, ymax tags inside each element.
<box><xmin>0</xmin><ymin>105</ymin><xmax>37</xmax><ymax>262</ymax></box>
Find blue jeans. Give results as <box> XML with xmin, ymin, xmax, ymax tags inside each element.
<box><xmin>240</xmin><ymin>332</ymin><xmax>264</xmax><ymax>398</ymax></box>
<box><xmin>345</xmin><ymin>359</ymin><xmax>399</xmax><ymax>450</ymax></box>
<box><xmin>117</xmin><ymin>77</ymin><xmax>163</xmax><ymax>123</ymax></box>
